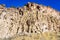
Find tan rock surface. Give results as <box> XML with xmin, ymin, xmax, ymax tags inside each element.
<box><xmin>0</xmin><ymin>2</ymin><xmax>60</xmax><ymax>40</ymax></box>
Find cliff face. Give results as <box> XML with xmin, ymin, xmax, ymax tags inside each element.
<box><xmin>0</xmin><ymin>2</ymin><xmax>60</xmax><ymax>40</ymax></box>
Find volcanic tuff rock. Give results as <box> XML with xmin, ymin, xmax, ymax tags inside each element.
<box><xmin>0</xmin><ymin>2</ymin><xmax>60</xmax><ymax>40</ymax></box>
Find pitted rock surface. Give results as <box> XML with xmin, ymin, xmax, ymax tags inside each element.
<box><xmin>0</xmin><ymin>2</ymin><xmax>60</xmax><ymax>39</ymax></box>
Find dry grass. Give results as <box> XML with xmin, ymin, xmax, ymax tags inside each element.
<box><xmin>11</xmin><ymin>32</ymin><xmax>60</xmax><ymax>40</ymax></box>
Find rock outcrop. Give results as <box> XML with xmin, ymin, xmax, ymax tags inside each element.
<box><xmin>0</xmin><ymin>2</ymin><xmax>60</xmax><ymax>40</ymax></box>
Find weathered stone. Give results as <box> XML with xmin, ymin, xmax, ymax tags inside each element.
<box><xmin>0</xmin><ymin>2</ymin><xmax>60</xmax><ymax>40</ymax></box>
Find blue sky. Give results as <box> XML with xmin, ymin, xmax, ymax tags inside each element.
<box><xmin>0</xmin><ymin>0</ymin><xmax>60</xmax><ymax>11</ymax></box>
